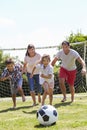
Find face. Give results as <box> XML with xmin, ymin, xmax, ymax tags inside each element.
<box><xmin>28</xmin><ymin>47</ymin><xmax>35</xmax><ymax>57</ymax></box>
<box><xmin>62</xmin><ymin>44</ymin><xmax>70</xmax><ymax>54</ymax></box>
<box><xmin>42</xmin><ymin>57</ymin><xmax>50</xmax><ymax>67</ymax></box>
<box><xmin>6</xmin><ymin>63</ymin><xmax>14</xmax><ymax>72</ymax></box>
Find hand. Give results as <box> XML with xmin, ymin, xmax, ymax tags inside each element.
<box><xmin>41</xmin><ymin>74</ymin><xmax>44</xmax><ymax>78</ymax></box>
<box><xmin>0</xmin><ymin>75</ymin><xmax>12</xmax><ymax>81</ymax></box>
<box><xmin>30</xmin><ymin>73</ymin><xmax>33</xmax><ymax>78</ymax></box>
<box><xmin>8</xmin><ymin>75</ymin><xmax>12</xmax><ymax>80</ymax></box>
<box><xmin>81</xmin><ymin>68</ymin><xmax>86</xmax><ymax>76</ymax></box>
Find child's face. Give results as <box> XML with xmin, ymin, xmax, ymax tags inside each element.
<box><xmin>42</xmin><ymin>57</ymin><xmax>50</xmax><ymax>67</ymax></box>
<box><xmin>6</xmin><ymin>63</ymin><xmax>14</xmax><ymax>72</ymax></box>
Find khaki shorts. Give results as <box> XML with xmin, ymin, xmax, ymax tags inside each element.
<box><xmin>10</xmin><ymin>78</ymin><xmax>23</xmax><ymax>94</ymax></box>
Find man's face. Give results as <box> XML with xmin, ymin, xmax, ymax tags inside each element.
<box><xmin>62</xmin><ymin>44</ymin><xmax>70</xmax><ymax>54</ymax></box>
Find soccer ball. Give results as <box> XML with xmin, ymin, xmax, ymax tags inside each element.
<box><xmin>36</xmin><ymin>105</ymin><xmax>58</xmax><ymax>126</ymax></box>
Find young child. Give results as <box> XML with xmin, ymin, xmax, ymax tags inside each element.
<box><xmin>0</xmin><ymin>58</ymin><xmax>25</xmax><ymax>109</ymax></box>
<box><xmin>30</xmin><ymin>54</ymin><xmax>54</xmax><ymax>106</ymax></box>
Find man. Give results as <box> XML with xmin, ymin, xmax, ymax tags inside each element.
<box><xmin>51</xmin><ymin>41</ymin><xmax>86</xmax><ymax>102</ymax></box>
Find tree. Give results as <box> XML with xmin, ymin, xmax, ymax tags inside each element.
<box><xmin>66</xmin><ymin>31</ymin><xmax>87</xmax><ymax>92</ymax></box>
<box><xmin>0</xmin><ymin>50</ymin><xmax>10</xmax><ymax>74</ymax></box>
<box><xmin>66</xmin><ymin>31</ymin><xmax>87</xmax><ymax>43</ymax></box>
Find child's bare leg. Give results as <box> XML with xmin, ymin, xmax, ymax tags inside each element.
<box><xmin>41</xmin><ymin>91</ymin><xmax>47</xmax><ymax>106</ymax></box>
<box><xmin>17</xmin><ymin>87</ymin><xmax>25</xmax><ymax>102</ymax></box>
<box><xmin>49</xmin><ymin>88</ymin><xmax>53</xmax><ymax>105</ymax></box>
<box><xmin>38</xmin><ymin>93</ymin><xmax>41</xmax><ymax>103</ymax></box>
<box><xmin>41</xmin><ymin>82</ymin><xmax>48</xmax><ymax>105</ymax></box>
<box><xmin>12</xmin><ymin>94</ymin><xmax>16</xmax><ymax>108</ymax></box>
<box><xmin>49</xmin><ymin>94</ymin><xmax>53</xmax><ymax>105</ymax></box>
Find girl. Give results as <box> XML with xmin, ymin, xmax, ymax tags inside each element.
<box><xmin>31</xmin><ymin>54</ymin><xmax>54</xmax><ymax>106</ymax></box>
<box><xmin>23</xmin><ymin>44</ymin><xmax>42</xmax><ymax>106</ymax></box>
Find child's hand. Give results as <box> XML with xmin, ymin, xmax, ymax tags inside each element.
<box><xmin>7</xmin><ymin>75</ymin><xmax>12</xmax><ymax>80</ymax></box>
<box><xmin>41</xmin><ymin>74</ymin><xmax>44</xmax><ymax>78</ymax></box>
<box><xmin>0</xmin><ymin>75</ymin><xmax>12</xmax><ymax>81</ymax></box>
<box><xmin>30</xmin><ymin>73</ymin><xmax>33</xmax><ymax>78</ymax></box>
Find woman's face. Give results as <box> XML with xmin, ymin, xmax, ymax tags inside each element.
<box><xmin>28</xmin><ymin>47</ymin><xmax>35</xmax><ymax>57</ymax></box>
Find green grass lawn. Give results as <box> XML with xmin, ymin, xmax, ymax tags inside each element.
<box><xmin>0</xmin><ymin>93</ymin><xmax>87</xmax><ymax>130</ymax></box>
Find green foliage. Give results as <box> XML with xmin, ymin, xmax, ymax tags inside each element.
<box><xmin>0</xmin><ymin>50</ymin><xmax>3</xmax><ymax>62</ymax></box>
<box><xmin>53</xmin><ymin>65</ymin><xmax>59</xmax><ymax>73</ymax></box>
<box><xmin>66</xmin><ymin>31</ymin><xmax>87</xmax><ymax>43</ymax></box>
<box><xmin>0</xmin><ymin>50</ymin><xmax>11</xmax><ymax>74</ymax></box>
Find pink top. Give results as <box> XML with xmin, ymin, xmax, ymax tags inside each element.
<box><xmin>24</xmin><ymin>53</ymin><xmax>41</xmax><ymax>74</ymax></box>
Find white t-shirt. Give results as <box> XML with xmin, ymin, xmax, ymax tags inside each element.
<box><xmin>24</xmin><ymin>53</ymin><xmax>41</xmax><ymax>74</ymax></box>
<box><xmin>55</xmin><ymin>49</ymin><xmax>80</xmax><ymax>71</ymax></box>
<box><xmin>36</xmin><ymin>64</ymin><xmax>54</xmax><ymax>84</ymax></box>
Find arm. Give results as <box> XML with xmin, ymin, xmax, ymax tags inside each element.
<box><xmin>41</xmin><ymin>74</ymin><xmax>52</xmax><ymax>79</ymax></box>
<box><xmin>77</xmin><ymin>57</ymin><xmax>86</xmax><ymax>76</ymax></box>
<box><xmin>22</xmin><ymin>62</ymin><xmax>27</xmax><ymax>74</ymax></box>
<box><xmin>51</xmin><ymin>57</ymin><xmax>58</xmax><ymax>66</ymax></box>
<box><xmin>0</xmin><ymin>69</ymin><xmax>11</xmax><ymax>81</ymax></box>
<box><xmin>41</xmin><ymin>66</ymin><xmax>53</xmax><ymax>79</ymax></box>
<box><xmin>0</xmin><ymin>75</ymin><xmax>11</xmax><ymax>81</ymax></box>
<box><xmin>30</xmin><ymin>63</ymin><xmax>40</xmax><ymax>78</ymax></box>
<box><xmin>30</xmin><ymin>66</ymin><xmax>36</xmax><ymax>78</ymax></box>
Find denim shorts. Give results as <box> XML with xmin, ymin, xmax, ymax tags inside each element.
<box><xmin>27</xmin><ymin>73</ymin><xmax>42</xmax><ymax>93</ymax></box>
<box><xmin>10</xmin><ymin>78</ymin><xmax>23</xmax><ymax>94</ymax></box>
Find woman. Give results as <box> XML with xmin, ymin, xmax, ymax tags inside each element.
<box><xmin>23</xmin><ymin>44</ymin><xmax>42</xmax><ymax>106</ymax></box>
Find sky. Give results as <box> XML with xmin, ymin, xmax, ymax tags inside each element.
<box><xmin>0</xmin><ymin>0</ymin><xmax>87</xmax><ymax>61</ymax></box>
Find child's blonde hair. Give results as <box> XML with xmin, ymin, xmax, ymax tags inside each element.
<box><xmin>41</xmin><ymin>54</ymin><xmax>51</xmax><ymax>64</ymax></box>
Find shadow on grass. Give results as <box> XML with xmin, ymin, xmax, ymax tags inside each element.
<box><xmin>23</xmin><ymin>110</ymin><xmax>37</xmax><ymax>114</ymax></box>
<box><xmin>54</xmin><ymin>101</ymin><xmax>72</xmax><ymax>108</ymax></box>
<box><xmin>34</xmin><ymin>122</ymin><xmax>56</xmax><ymax>128</ymax></box>
<box><xmin>0</xmin><ymin>104</ymin><xmax>38</xmax><ymax>113</ymax></box>
<box><xmin>0</xmin><ymin>102</ymin><xmax>72</xmax><ymax>113</ymax></box>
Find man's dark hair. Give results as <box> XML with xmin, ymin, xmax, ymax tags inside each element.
<box><xmin>62</xmin><ymin>41</ymin><xmax>70</xmax><ymax>46</ymax></box>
